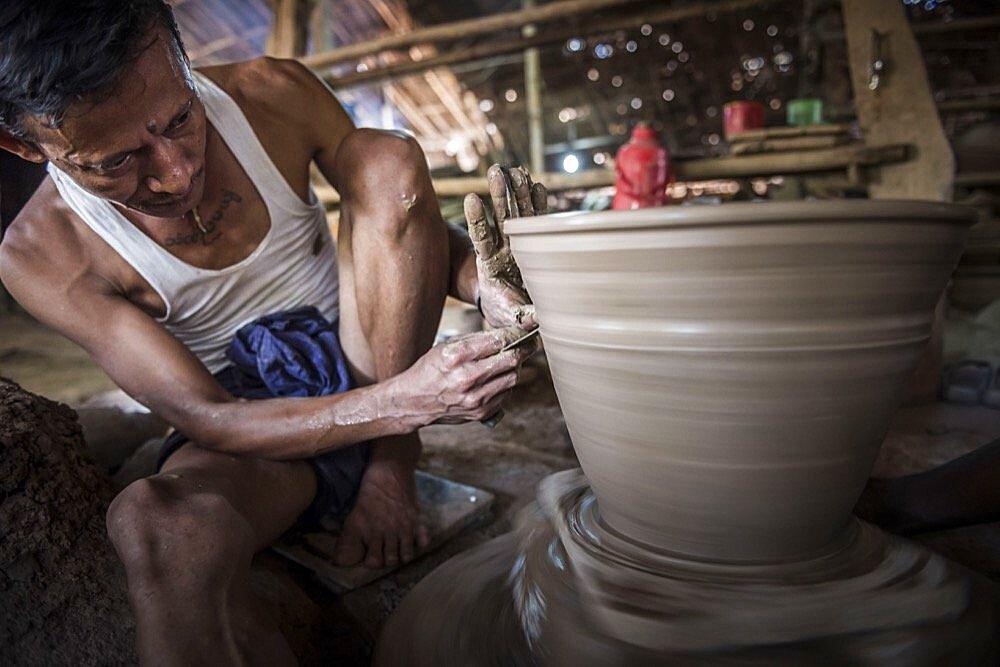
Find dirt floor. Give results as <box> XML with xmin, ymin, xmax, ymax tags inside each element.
<box><xmin>2</xmin><ymin>310</ymin><xmax>999</xmax><ymax>664</ymax></box>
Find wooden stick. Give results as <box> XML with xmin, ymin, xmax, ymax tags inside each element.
<box><xmin>321</xmin><ymin>0</ymin><xmax>776</xmax><ymax>90</ymax></box>
<box><xmin>727</xmin><ymin>124</ymin><xmax>852</xmax><ymax>143</ymax></box>
<box><xmin>300</xmin><ymin>0</ymin><xmax>644</xmax><ymax>70</ymax></box>
<box><xmin>314</xmin><ymin>144</ymin><xmax>909</xmax><ymax>203</ymax></box>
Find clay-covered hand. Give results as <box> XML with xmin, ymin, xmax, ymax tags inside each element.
<box><xmin>465</xmin><ymin>164</ymin><xmax>548</xmax><ymax>331</ymax></box>
<box><xmin>393</xmin><ymin>327</ymin><xmax>539</xmax><ymax>427</ymax></box>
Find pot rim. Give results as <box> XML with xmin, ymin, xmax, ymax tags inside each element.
<box><xmin>505</xmin><ymin>200</ymin><xmax>976</xmax><ymax>235</ymax></box>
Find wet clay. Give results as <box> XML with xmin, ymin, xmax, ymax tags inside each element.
<box><xmin>378</xmin><ymin>201</ymin><xmax>998</xmax><ymax>664</ymax></box>
<box><xmin>0</xmin><ymin>378</ymin><xmax>136</xmax><ymax>664</ymax></box>
<box><xmin>378</xmin><ymin>472</ymin><xmax>1000</xmax><ymax>666</ymax></box>
<box><xmin>505</xmin><ymin>200</ymin><xmax>973</xmax><ymax>562</ymax></box>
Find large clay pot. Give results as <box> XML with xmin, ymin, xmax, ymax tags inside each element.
<box><xmin>507</xmin><ymin>201</ymin><xmax>973</xmax><ymax>563</ymax></box>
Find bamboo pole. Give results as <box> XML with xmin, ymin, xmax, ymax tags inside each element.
<box><xmin>314</xmin><ymin>144</ymin><xmax>909</xmax><ymax>204</ymax></box>
<box><xmin>301</xmin><ymin>0</ymin><xmax>644</xmax><ymax>70</ymax></box>
<box><xmin>523</xmin><ymin>0</ymin><xmax>545</xmax><ymax>176</ymax></box>
<box><xmin>321</xmin><ymin>0</ymin><xmax>776</xmax><ymax>90</ymax></box>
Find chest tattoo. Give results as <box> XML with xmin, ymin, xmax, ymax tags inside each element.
<box><xmin>164</xmin><ymin>189</ymin><xmax>243</xmax><ymax>247</ymax></box>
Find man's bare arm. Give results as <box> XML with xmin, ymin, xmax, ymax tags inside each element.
<box><xmin>0</xmin><ymin>205</ymin><xmax>529</xmax><ymax>460</ymax></box>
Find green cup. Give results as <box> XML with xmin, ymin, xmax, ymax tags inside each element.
<box><xmin>786</xmin><ymin>98</ymin><xmax>824</xmax><ymax>126</ymax></box>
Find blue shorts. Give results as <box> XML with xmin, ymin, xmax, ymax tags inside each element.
<box><xmin>156</xmin><ymin>307</ymin><xmax>369</xmax><ymax>525</ymax></box>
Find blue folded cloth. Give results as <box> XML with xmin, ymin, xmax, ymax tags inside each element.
<box><xmin>226</xmin><ymin>305</ymin><xmax>353</xmax><ymax>399</ymax></box>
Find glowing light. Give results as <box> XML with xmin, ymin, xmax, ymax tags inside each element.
<box><xmin>630</xmin><ymin>97</ymin><xmax>643</xmax><ymax>110</ymax></box>
<box><xmin>558</xmin><ymin>107</ymin><xmax>579</xmax><ymax>123</ymax></box>
<box><xmin>708</xmin><ymin>133</ymin><xmax>720</xmax><ymax>146</ymax></box>
<box><xmin>616</xmin><ymin>103</ymin><xmax>628</xmax><ymax>115</ymax></box>
<box><xmin>677</xmin><ymin>51</ymin><xmax>689</xmax><ymax>63</ymax></box>
<box><xmin>742</xmin><ymin>19</ymin><xmax>755</xmax><ymax>31</ymax></box>
<box><xmin>479</xmin><ymin>99</ymin><xmax>494</xmax><ymax>113</ymax></box>
<box><xmin>587</xmin><ymin>68</ymin><xmax>600</xmax><ymax>81</ymax></box>
<box><xmin>774</xmin><ymin>52</ymin><xmax>793</xmax><ymax>66</ymax></box>
<box><xmin>626</xmin><ymin>40</ymin><xmax>638</xmax><ymax>53</ymax></box>
<box><xmin>611</xmin><ymin>75</ymin><xmax>623</xmax><ymax>88</ymax></box>
<box><xmin>659</xmin><ymin>34</ymin><xmax>670</xmax><ymax>46</ymax></box>
<box><xmin>640</xmin><ymin>24</ymin><xmax>653</xmax><ymax>36</ymax></box>
<box><xmin>566</xmin><ymin>37</ymin><xmax>585</xmax><ymax>52</ymax></box>
<box><xmin>671</xmin><ymin>41</ymin><xmax>683</xmax><ymax>54</ymax></box>
<box><xmin>662</xmin><ymin>89</ymin><xmax>675</xmax><ymax>102</ymax></box>
<box><xmin>706</xmin><ymin>106</ymin><xmax>718</xmax><ymax>118</ymax></box>
<box><xmin>504</xmin><ymin>89</ymin><xmax>518</xmax><ymax>103</ymax></box>
<box><xmin>769</xmin><ymin>98</ymin><xmax>782</xmax><ymax>110</ymax></box>
<box><xmin>593</xmin><ymin>152</ymin><xmax>607</xmax><ymax>165</ymax></box>
<box><xmin>485</xmin><ymin>122</ymin><xmax>498</xmax><ymax>135</ymax></box>
<box><xmin>767</xmin><ymin>24</ymin><xmax>778</xmax><ymax>37</ymax></box>
<box><xmin>562</xmin><ymin>154</ymin><xmax>580</xmax><ymax>173</ymax></box>
<box><xmin>594</xmin><ymin>43</ymin><xmax>614</xmax><ymax>59</ymax></box>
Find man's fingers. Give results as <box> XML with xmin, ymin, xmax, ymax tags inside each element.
<box><xmin>464</xmin><ymin>193</ymin><xmax>499</xmax><ymax>260</ymax></box>
<box><xmin>530</xmin><ymin>182</ymin><xmax>548</xmax><ymax>215</ymax></box>
<box><xmin>514</xmin><ymin>304</ymin><xmax>538</xmax><ymax>331</ymax></box>
<box><xmin>511</xmin><ymin>167</ymin><xmax>535</xmax><ymax>217</ymax></box>
<box><xmin>487</xmin><ymin>164</ymin><xmax>511</xmax><ymax>236</ymax></box>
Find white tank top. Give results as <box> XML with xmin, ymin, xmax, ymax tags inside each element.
<box><xmin>48</xmin><ymin>71</ymin><xmax>339</xmax><ymax>373</ymax></box>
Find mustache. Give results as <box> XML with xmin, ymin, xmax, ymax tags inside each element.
<box><xmin>131</xmin><ymin>167</ymin><xmax>204</xmax><ymax>211</ymax></box>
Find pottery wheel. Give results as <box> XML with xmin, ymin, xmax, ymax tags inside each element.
<box><xmin>535</xmin><ymin>469</ymin><xmax>969</xmax><ymax>652</ymax></box>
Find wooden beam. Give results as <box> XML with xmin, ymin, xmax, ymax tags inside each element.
<box><xmin>301</xmin><ymin>0</ymin><xmax>644</xmax><ymax>70</ymax></box>
<box><xmin>314</xmin><ymin>143</ymin><xmax>909</xmax><ymax>204</ymax></box>
<box><xmin>320</xmin><ymin>0</ymin><xmax>777</xmax><ymax>90</ymax></box>
<box><xmin>842</xmin><ymin>0</ymin><xmax>953</xmax><ymax>201</ymax></box>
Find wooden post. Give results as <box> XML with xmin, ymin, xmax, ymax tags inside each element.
<box><xmin>842</xmin><ymin>0</ymin><xmax>955</xmax><ymax>404</ymax></box>
<box><xmin>841</xmin><ymin>0</ymin><xmax>954</xmax><ymax>201</ymax></box>
<box><xmin>266</xmin><ymin>0</ymin><xmax>310</xmax><ymax>58</ymax></box>
<box><xmin>523</xmin><ymin>0</ymin><xmax>545</xmax><ymax>176</ymax></box>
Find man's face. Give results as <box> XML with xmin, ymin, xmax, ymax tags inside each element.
<box><xmin>26</xmin><ymin>28</ymin><xmax>207</xmax><ymax>219</ymax></box>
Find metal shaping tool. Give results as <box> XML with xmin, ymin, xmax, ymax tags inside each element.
<box><xmin>501</xmin><ymin>327</ymin><xmax>540</xmax><ymax>352</ymax></box>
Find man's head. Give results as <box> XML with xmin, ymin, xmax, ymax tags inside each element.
<box><xmin>0</xmin><ymin>1</ymin><xmax>208</xmax><ymax>218</ymax></box>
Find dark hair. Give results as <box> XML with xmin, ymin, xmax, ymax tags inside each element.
<box><xmin>0</xmin><ymin>0</ymin><xmax>187</xmax><ymax>140</ymax></box>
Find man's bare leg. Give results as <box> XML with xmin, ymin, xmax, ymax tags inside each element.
<box><xmin>106</xmin><ymin>444</ymin><xmax>316</xmax><ymax>665</ymax></box>
<box><xmin>332</xmin><ymin>129</ymin><xmax>449</xmax><ymax>567</ymax></box>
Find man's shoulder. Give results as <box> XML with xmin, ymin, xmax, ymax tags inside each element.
<box><xmin>197</xmin><ymin>57</ymin><xmax>324</xmax><ymax>125</ymax></box>
<box><xmin>0</xmin><ymin>178</ymin><xmax>91</xmax><ymax>294</ymax></box>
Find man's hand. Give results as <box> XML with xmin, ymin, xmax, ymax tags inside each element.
<box><xmin>389</xmin><ymin>326</ymin><xmax>539</xmax><ymax>429</ymax></box>
<box><xmin>465</xmin><ymin>164</ymin><xmax>548</xmax><ymax>331</ymax></box>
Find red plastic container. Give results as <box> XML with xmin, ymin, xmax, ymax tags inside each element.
<box><xmin>613</xmin><ymin>124</ymin><xmax>673</xmax><ymax>210</ymax></box>
<box><xmin>723</xmin><ymin>101</ymin><xmax>765</xmax><ymax>139</ymax></box>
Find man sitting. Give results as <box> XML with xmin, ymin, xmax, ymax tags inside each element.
<box><xmin>0</xmin><ymin>0</ymin><xmax>544</xmax><ymax>662</ymax></box>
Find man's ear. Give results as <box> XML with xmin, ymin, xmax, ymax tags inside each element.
<box><xmin>0</xmin><ymin>127</ymin><xmax>47</xmax><ymax>163</ymax></box>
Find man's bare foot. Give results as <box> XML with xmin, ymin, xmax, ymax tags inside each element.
<box><xmin>333</xmin><ymin>456</ymin><xmax>429</xmax><ymax>568</ymax></box>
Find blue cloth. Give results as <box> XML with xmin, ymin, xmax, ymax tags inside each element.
<box><xmin>226</xmin><ymin>306</ymin><xmax>353</xmax><ymax>399</ymax></box>
<box><xmin>157</xmin><ymin>306</ymin><xmax>369</xmax><ymax>524</ymax></box>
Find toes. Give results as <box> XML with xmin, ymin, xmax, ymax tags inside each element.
<box><xmin>363</xmin><ymin>532</ymin><xmax>385</xmax><ymax>569</ymax></box>
<box><xmin>417</xmin><ymin>523</ymin><xmax>431</xmax><ymax>550</ymax></box>
<box><xmin>333</xmin><ymin>524</ymin><xmax>366</xmax><ymax>567</ymax></box>
<box><xmin>383</xmin><ymin>532</ymin><xmax>400</xmax><ymax>568</ymax></box>
<box><xmin>400</xmin><ymin>531</ymin><xmax>416</xmax><ymax>564</ymax></box>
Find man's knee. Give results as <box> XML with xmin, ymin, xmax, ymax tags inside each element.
<box><xmin>336</xmin><ymin>128</ymin><xmax>438</xmax><ymax>239</ymax></box>
<box><xmin>106</xmin><ymin>476</ymin><xmax>253</xmax><ymax>589</ymax></box>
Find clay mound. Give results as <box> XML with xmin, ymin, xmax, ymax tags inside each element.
<box><xmin>0</xmin><ymin>378</ymin><xmax>135</xmax><ymax>665</ymax></box>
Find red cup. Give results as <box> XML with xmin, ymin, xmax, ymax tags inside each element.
<box><xmin>723</xmin><ymin>101</ymin><xmax>765</xmax><ymax>139</ymax></box>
